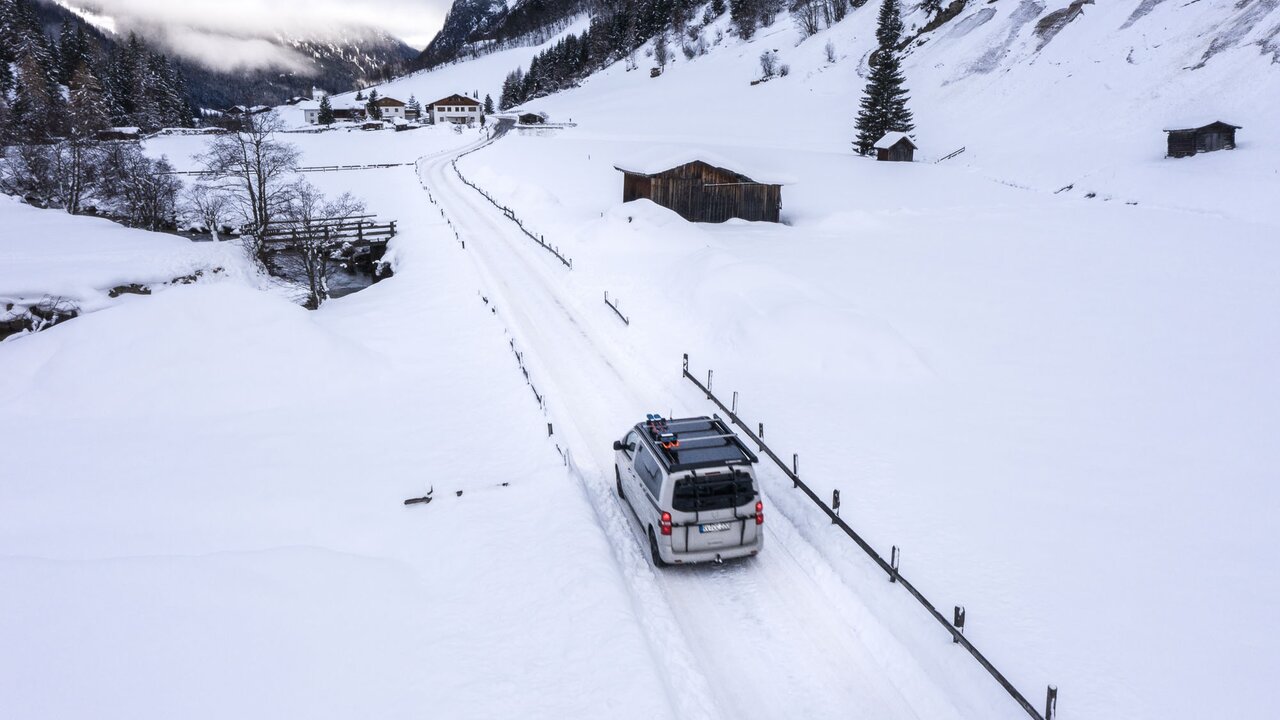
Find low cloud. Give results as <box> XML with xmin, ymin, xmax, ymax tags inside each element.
<box><xmin>64</xmin><ymin>0</ymin><xmax>449</xmax><ymax>70</ymax></box>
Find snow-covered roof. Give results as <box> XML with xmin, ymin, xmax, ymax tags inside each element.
<box><xmin>613</xmin><ymin>147</ymin><xmax>795</xmax><ymax>185</ymax></box>
<box><xmin>1161</xmin><ymin>119</ymin><xmax>1241</xmax><ymax>132</ymax></box>
<box><xmin>110</xmin><ymin>127</ymin><xmax>141</xmax><ymax>134</ymax></box>
<box><xmin>873</xmin><ymin>132</ymin><xmax>916</xmax><ymax>150</ymax></box>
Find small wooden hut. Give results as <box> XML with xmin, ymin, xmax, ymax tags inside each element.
<box><xmin>874</xmin><ymin>132</ymin><xmax>917</xmax><ymax>162</ymax></box>
<box><xmin>518</xmin><ymin>112</ymin><xmax>546</xmax><ymax>124</ymax></box>
<box><xmin>614</xmin><ymin>158</ymin><xmax>783</xmax><ymax>223</ymax></box>
<box><xmin>1164</xmin><ymin>121</ymin><xmax>1241</xmax><ymax>158</ymax></box>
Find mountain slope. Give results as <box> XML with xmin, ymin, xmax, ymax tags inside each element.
<box><xmin>35</xmin><ymin>0</ymin><xmax>417</xmax><ymax>108</ymax></box>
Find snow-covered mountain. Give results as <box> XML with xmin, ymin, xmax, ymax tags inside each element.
<box><xmin>35</xmin><ymin>0</ymin><xmax>418</xmax><ymax>107</ymax></box>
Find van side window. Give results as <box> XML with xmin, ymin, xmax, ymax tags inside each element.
<box><xmin>636</xmin><ymin>448</ymin><xmax>663</xmax><ymax>498</ymax></box>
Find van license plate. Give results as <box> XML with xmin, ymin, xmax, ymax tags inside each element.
<box><xmin>700</xmin><ymin>522</ymin><xmax>731</xmax><ymax>533</ymax></box>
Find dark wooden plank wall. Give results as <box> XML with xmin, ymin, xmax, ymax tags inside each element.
<box><xmin>623</xmin><ymin>161</ymin><xmax>781</xmax><ymax>223</ymax></box>
<box><xmin>1167</xmin><ymin>125</ymin><xmax>1237</xmax><ymax>158</ymax></box>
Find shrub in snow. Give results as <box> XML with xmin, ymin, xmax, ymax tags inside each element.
<box><xmin>825</xmin><ymin>39</ymin><xmax>838</xmax><ymax>63</ymax></box>
<box><xmin>760</xmin><ymin>50</ymin><xmax>779</xmax><ymax>78</ymax></box>
<box><xmin>780</xmin><ymin>63</ymin><xmax>791</xmax><ymax>76</ymax></box>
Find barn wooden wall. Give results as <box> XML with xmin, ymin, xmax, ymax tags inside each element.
<box><xmin>622</xmin><ymin>161</ymin><xmax>781</xmax><ymax>223</ymax></box>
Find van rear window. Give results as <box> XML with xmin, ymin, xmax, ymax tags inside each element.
<box><xmin>672</xmin><ymin>474</ymin><xmax>754</xmax><ymax>512</ymax></box>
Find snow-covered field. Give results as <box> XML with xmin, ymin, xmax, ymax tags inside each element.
<box><xmin>3</xmin><ymin>0</ymin><xmax>1278</xmax><ymax>718</ymax></box>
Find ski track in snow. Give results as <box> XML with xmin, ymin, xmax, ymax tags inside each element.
<box><xmin>416</xmin><ymin>126</ymin><xmax>985</xmax><ymax>720</ymax></box>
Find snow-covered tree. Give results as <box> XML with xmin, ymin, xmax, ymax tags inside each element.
<box><xmin>317</xmin><ymin>95</ymin><xmax>335</xmax><ymax>125</ymax></box>
<box><xmin>854</xmin><ymin>0</ymin><xmax>915</xmax><ymax>155</ymax></box>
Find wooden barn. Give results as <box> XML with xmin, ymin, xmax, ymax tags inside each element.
<box><xmin>1164</xmin><ymin>121</ymin><xmax>1241</xmax><ymax>158</ymax></box>
<box><xmin>874</xmin><ymin>132</ymin><xmax>917</xmax><ymax>162</ymax></box>
<box><xmin>613</xmin><ymin>158</ymin><xmax>784</xmax><ymax>223</ymax></box>
<box><xmin>518</xmin><ymin>112</ymin><xmax>546</xmax><ymax>124</ymax></box>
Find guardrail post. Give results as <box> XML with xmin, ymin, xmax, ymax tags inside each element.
<box><xmin>890</xmin><ymin>545</ymin><xmax>900</xmax><ymax>583</ymax></box>
<box><xmin>731</xmin><ymin>391</ymin><xmax>738</xmax><ymax>416</ymax></box>
<box><xmin>1045</xmin><ymin>686</ymin><xmax>1057</xmax><ymax>720</ymax></box>
<box><xmin>953</xmin><ymin>606</ymin><xmax>965</xmax><ymax>643</ymax></box>
<box><xmin>682</xmin><ymin>353</ymin><xmax>689</xmax><ymax>374</ymax></box>
<box><xmin>832</xmin><ymin>489</ymin><xmax>840</xmax><ymax>522</ymax></box>
<box><xmin>547</xmin><ymin>423</ymin><xmax>553</xmax><ymax>437</ymax></box>
<box><xmin>757</xmin><ymin>422</ymin><xmax>764</xmax><ymax>450</ymax></box>
<box><xmin>706</xmin><ymin>369</ymin><xmax>713</xmax><ymax>398</ymax></box>
<box><xmin>792</xmin><ymin>453</ymin><xmax>799</xmax><ymax>487</ymax></box>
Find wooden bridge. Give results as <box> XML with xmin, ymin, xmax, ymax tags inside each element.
<box><xmin>259</xmin><ymin>215</ymin><xmax>398</xmax><ymax>250</ymax></box>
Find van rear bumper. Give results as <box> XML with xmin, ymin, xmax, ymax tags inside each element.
<box><xmin>662</xmin><ymin>533</ymin><xmax>763</xmax><ymax>565</ymax></box>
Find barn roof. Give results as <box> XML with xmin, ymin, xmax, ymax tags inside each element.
<box><xmin>1162</xmin><ymin>120</ymin><xmax>1242</xmax><ymax>133</ymax></box>
<box><xmin>874</xmin><ymin>132</ymin><xmax>917</xmax><ymax>150</ymax></box>
<box><xmin>373</xmin><ymin>96</ymin><xmax>405</xmax><ymax>106</ymax></box>
<box><xmin>613</xmin><ymin>148</ymin><xmax>794</xmax><ymax>185</ymax></box>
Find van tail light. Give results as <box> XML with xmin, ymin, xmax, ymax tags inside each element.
<box><xmin>660</xmin><ymin>512</ymin><xmax>672</xmax><ymax>536</ymax></box>
<box><xmin>755</xmin><ymin>501</ymin><xmax>764</xmax><ymax>525</ymax></box>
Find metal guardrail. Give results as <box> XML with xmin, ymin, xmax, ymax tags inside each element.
<box><xmin>681</xmin><ymin>353</ymin><xmax>1054</xmax><ymax>720</ymax></box>
<box><xmin>936</xmin><ymin>146</ymin><xmax>966</xmax><ymax>163</ymax></box>
<box><xmin>604</xmin><ymin>291</ymin><xmax>630</xmax><ymax>325</ymax></box>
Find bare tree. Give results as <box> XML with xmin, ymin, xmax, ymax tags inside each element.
<box><xmin>98</xmin><ymin>145</ymin><xmax>182</xmax><ymax>231</ymax></box>
<box><xmin>653</xmin><ymin>33</ymin><xmax>670</xmax><ymax>70</ymax></box>
<box><xmin>181</xmin><ymin>182</ymin><xmax>232</xmax><ymax>241</ymax></box>
<box><xmin>272</xmin><ymin>180</ymin><xmax>368</xmax><ymax>309</ymax></box>
<box><xmin>197</xmin><ymin>111</ymin><xmax>301</xmax><ymax>263</ymax></box>
<box><xmin>793</xmin><ymin>0</ymin><xmax>823</xmax><ymax>36</ymax></box>
<box><xmin>759</xmin><ymin>50</ymin><xmax>779</xmax><ymax>78</ymax></box>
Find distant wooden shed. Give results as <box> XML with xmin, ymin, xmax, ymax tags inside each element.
<box><xmin>1164</xmin><ymin>121</ymin><xmax>1241</xmax><ymax>158</ymax></box>
<box><xmin>874</xmin><ymin>132</ymin><xmax>917</xmax><ymax>162</ymax></box>
<box><xmin>614</xmin><ymin>158</ymin><xmax>784</xmax><ymax>223</ymax></box>
<box><xmin>518</xmin><ymin>112</ymin><xmax>546</xmax><ymax>124</ymax></box>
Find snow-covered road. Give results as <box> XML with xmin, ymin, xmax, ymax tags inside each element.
<box><xmin>417</xmin><ymin>129</ymin><xmax>1026</xmax><ymax>720</ymax></box>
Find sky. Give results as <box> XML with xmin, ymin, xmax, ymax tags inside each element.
<box><xmin>55</xmin><ymin>0</ymin><xmax>454</xmax><ymax>72</ymax></box>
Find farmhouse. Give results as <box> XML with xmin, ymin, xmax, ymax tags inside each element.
<box><xmin>614</xmin><ymin>154</ymin><xmax>786</xmax><ymax>223</ymax></box>
<box><xmin>874</xmin><ymin>132</ymin><xmax>917</xmax><ymax>162</ymax></box>
<box><xmin>300</xmin><ymin>98</ymin><xmax>369</xmax><ymax>124</ymax></box>
<box><xmin>1164</xmin><ymin>121</ymin><xmax>1240</xmax><ymax>158</ymax></box>
<box><xmin>370</xmin><ymin>96</ymin><xmax>406</xmax><ymax>120</ymax></box>
<box><xmin>429</xmin><ymin>94</ymin><xmax>483</xmax><ymax>125</ymax></box>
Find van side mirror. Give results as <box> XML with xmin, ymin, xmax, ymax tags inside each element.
<box><xmin>613</xmin><ymin>440</ymin><xmax>625</xmax><ymax>451</ymax></box>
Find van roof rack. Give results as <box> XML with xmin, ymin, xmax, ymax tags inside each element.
<box><xmin>635</xmin><ymin>415</ymin><xmax>759</xmax><ymax>472</ymax></box>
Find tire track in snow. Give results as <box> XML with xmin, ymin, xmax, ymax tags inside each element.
<box><xmin>415</xmin><ymin>132</ymin><xmax>999</xmax><ymax>720</ymax></box>
<box><xmin>417</xmin><ymin>139</ymin><xmax>723</xmax><ymax>720</ymax></box>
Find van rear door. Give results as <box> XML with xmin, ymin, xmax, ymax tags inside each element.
<box><xmin>671</xmin><ymin>470</ymin><xmax>759</xmax><ymax>553</ymax></box>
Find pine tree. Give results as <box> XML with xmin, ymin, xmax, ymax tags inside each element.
<box><xmin>483</xmin><ymin>94</ymin><xmax>494</xmax><ymax>114</ymax></box>
<box><xmin>854</xmin><ymin>0</ymin><xmax>914</xmax><ymax>155</ymax></box>
<box><xmin>366</xmin><ymin>89</ymin><xmax>381</xmax><ymax>120</ymax></box>
<box><xmin>66</xmin><ymin>62</ymin><xmax>108</xmax><ymax>138</ymax></box>
<box><xmin>317</xmin><ymin>95</ymin><xmax>335</xmax><ymax>124</ymax></box>
<box><xmin>730</xmin><ymin>0</ymin><xmax>759</xmax><ymax>39</ymax></box>
<box><xmin>355</xmin><ymin>89</ymin><xmax>364</xmax><ymax>101</ymax></box>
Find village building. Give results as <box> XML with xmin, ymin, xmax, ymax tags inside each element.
<box><xmin>873</xmin><ymin>132</ymin><xmax>917</xmax><ymax>162</ymax></box>
<box><xmin>1164</xmin><ymin>120</ymin><xmax>1241</xmax><ymax>158</ymax></box>
<box><xmin>96</xmin><ymin>127</ymin><xmax>141</xmax><ymax>142</ymax></box>
<box><xmin>300</xmin><ymin>98</ymin><xmax>370</xmax><ymax>124</ymax></box>
<box><xmin>370</xmin><ymin>96</ymin><xmax>406</xmax><ymax>120</ymax></box>
<box><xmin>614</xmin><ymin>154</ymin><xmax>785</xmax><ymax>223</ymax></box>
<box><xmin>429</xmin><ymin>94</ymin><xmax>483</xmax><ymax>125</ymax></box>
<box><xmin>518</xmin><ymin>112</ymin><xmax>547</xmax><ymax>125</ymax></box>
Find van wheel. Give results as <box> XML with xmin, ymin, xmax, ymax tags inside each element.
<box><xmin>615</xmin><ymin>465</ymin><xmax>625</xmax><ymax>498</ymax></box>
<box><xmin>648</xmin><ymin>527</ymin><xmax>668</xmax><ymax>568</ymax></box>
